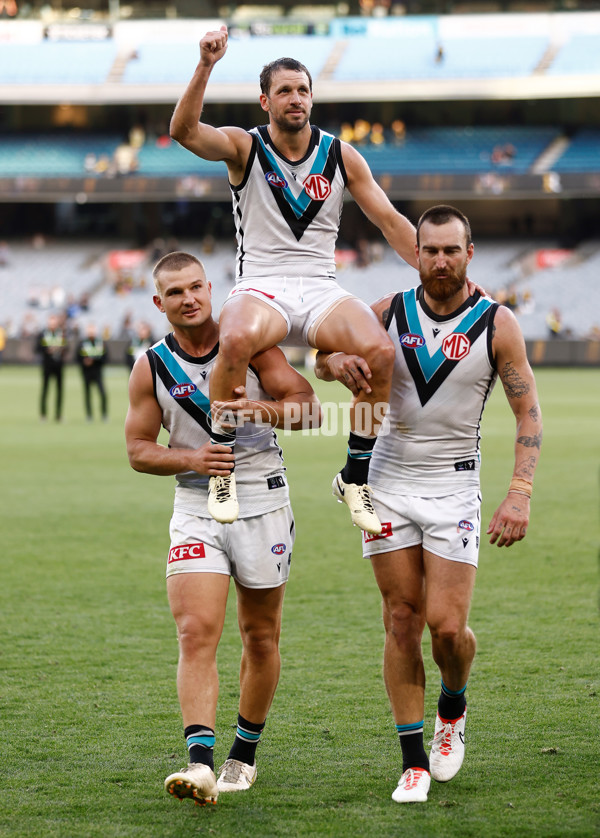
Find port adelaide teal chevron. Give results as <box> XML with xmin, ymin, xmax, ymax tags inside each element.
<box><xmin>254</xmin><ymin>125</ymin><xmax>344</xmax><ymax>241</ymax></box>
<box><xmin>388</xmin><ymin>287</ymin><xmax>499</xmax><ymax>407</ymax></box>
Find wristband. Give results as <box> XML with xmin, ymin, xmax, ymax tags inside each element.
<box><xmin>508</xmin><ymin>477</ymin><xmax>532</xmax><ymax>498</ymax></box>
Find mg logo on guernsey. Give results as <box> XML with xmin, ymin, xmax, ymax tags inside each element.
<box><xmin>168</xmin><ymin>543</ymin><xmax>206</xmax><ymax>563</ymax></box>
<box><xmin>400</xmin><ymin>333</ymin><xmax>425</xmax><ymax>348</ymax></box>
<box><xmin>170</xmin><ymin>382</ymin><xmax>197</xmax><ymax>399</ymax></box>
<box><xmin>303</xmin><ymin>174</ymin><xmax>331</xmax><ymax>201</ymax></box>
<box><xmin>442</xmin><ymin>332</ymin><xmax>471</xmax><ymax>361</ymax></box>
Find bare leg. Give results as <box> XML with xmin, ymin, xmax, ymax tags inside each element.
<box><xmin>166</xmin><ymin>572</ymin><xmax>231</xmax><ymax>729</ymax></box>
<box><xmin>235</xmin><ymin>581</ymin><xmax>286</xmax><ymax>723</ymax></box>
<box><xmin>314</xmin><ymin>297</ymin><xmax>395</xmax><ymax>437</ymax></box>
<box><xmin>371</xmin><ymin>546</ymin><xmax>427</xmax><ymax>726</ymax></box>
<box><xmin>210</xmin><ymin>295</ymin><xmax>288</xmax><ymax>405</ymax></box>
<box><xmin>424</xmin><ymin>551</ymin><xmax>477</xmax><ymax>691</ymax></box>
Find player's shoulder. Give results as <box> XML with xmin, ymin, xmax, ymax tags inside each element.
<box><xmin>490</xmin><ymin>303</ymin><xmax>527</xmax><ymax>360</ymax></box>
<box><xmin>370</xmin><ymin>291</ymin><xmax>398</xmax><ymax>327</ymax></box>
<box><xmin>492</xmin><ymin>301</ymin><xmax>520</xmax><ymax>330</ymax></box>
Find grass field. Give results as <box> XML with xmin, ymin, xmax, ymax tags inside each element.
<box><xmin>0</xmin><ymin>363</ymin><xmax>598</xmax><ymax>838</ymax></box>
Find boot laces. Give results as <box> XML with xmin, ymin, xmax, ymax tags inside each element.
<box><xmin>213</xmin><ymin>475</ymin><xmax>232</xmax><ymax>502</ymax></box>
<box><xmin>356</xmin><ymin>484</ymin><xmax>375</xmax><ymax>513</ymax></box>
<box><xmin>218</xmin><ymin>759</ymin><xmax>243</xmax><ymax>783</ymax></box>
<box><xmin>431</xmin><ymin>722</ymin><xmax>454</xmax><ymax>756</ymax></box>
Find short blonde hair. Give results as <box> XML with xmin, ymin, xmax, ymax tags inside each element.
<box><xmin>152</xmin><ymin>251</ymin><xmax>205</xmax><ymax>293</ymax></box>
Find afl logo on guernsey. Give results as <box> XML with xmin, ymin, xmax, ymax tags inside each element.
<box><xmin>442</xmin><ymin>332</ymin><xmax>471</xmax><ymax>361</ymax></box>
<box><xmin>400</xmin><ymin>333</ymin><xmax>425</xmax><ymax>348</ymax></box>
<box><xmin>303</xmin><ymin>174</ymin><xmax>331</xmax><ymax>201</ymax></box>
<box><xmin>265</xmin><ymin>171</ymin><xmax>288</xmax><ymax>189</ymax></box>
<box><xmin>170</xmin><ymin>382</ymin><xmax>197</xmax><ymax>399</ymax></box>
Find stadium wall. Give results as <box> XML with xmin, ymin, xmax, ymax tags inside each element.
<box><xmin>3</xmin><ymin>337</ymin><xmax>599</xmax><ymax>367</ymax></box>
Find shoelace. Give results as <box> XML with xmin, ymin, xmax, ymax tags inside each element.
<box><xmin>402</xmin><ymin>768</ymin><xmax>425</xmax><ymax>789</ymax></box>
<box><xmin>357</xmin><ymin>485</ymin><xmax>376</xmax><ymax>514</ymax></box>
<box><xmin>213</xmin><ymin>476</ymin><xmax>233</xmax><ymax>502</ymax></box>
<box><xmin>218</xmin><ymin>759</ymin><xmax>242</xmax><ymax>783</ymax></box>
<box><xmin>430</xmin><ymin>722</ymin><xmax>454</xmax><ymax>756</ymax></box>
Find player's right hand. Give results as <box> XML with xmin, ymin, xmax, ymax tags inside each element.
<box><xmin>199</xmin><ymin>24</ymin><xmax>228</xmax><ymax>65</ymax></box>
<box><xmin>191</xmin><ymin>441</ymin><xmax>235</xmax><ymax>476</ymax></box>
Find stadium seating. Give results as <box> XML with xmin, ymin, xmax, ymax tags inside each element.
<box><xmin>514</xmin><ymin>245</ymin><xmax>600</xmax><ymax>340</ymax></box>
<box><xmin>333</xmin><ymin>35</ymin><xmax>548</xmax><ymax>81</ymax></box>
<box><xmin>0</xmin><ymin>127</ymin><xmax>581</xmax><ymax>178</ymax></box>
<box><xmin>121</xmin><ymin>35</ymin><xmax>336</xmax><ymax>85</ymax></box>
<box><xmin>0</xmin><ymin>135</ymin><xmax>122</xmax><ymax>178</ymax></box>
<box><xmin>359</xmin><ymin>127</ymin><xmax>560</xmax><ymax>175</ymax></box>
<box><xmin>547</xmin><ymin>34</ymin><xmax>600</xmax><ymax>75</ymax></box>
<box><xmin>0</xmin><ymin>41</ymin><xmax>117</xmax><ymax>85</ymax></box>
<box><xmin>550</xmin><ymin>129</ymin><xmax>600</xmax><ymax>173</ymax></box>
<box><xmin>2</xmin><ymin>237</ymin><xmax>599</xmax><ymax>342</ymax></box>
<box><xmin>135</xmin><ymin>139</ymin><xmax>226</xmax><ymax>176</ymax></box>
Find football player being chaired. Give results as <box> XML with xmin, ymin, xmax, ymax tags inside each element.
<box><xmin>125</xmin><ymin>252</ymin><xmax>321</xmax><ymax>804</ymax></box>
<box><xmin>315</xmin><ymin>205</ymin><xmax>543</xmax><ymax>804</ymax></box>
<box><xmin>170</xmin><ymin>24</ymin><xmax>419</xmax><ymax>534</ymax></box>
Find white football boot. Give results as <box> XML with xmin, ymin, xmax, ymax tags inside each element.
<box><xmin>391</xmin><ymin>768</ymin><xmax>431</xmax><ymax>803</ymax></box>
<box><xmin>332</xmin><ymin>473</ymin><xmax>382</xmax><ymax>535</ymax></box>
<box><xmin>429</xmin><ymin>709</ymin><xmax>467</xmax><ymax>782</ymax></box>
<box><xmin>217</xmin><ymin>759</ymin><xmax>257</xmax><ymax>792</ymax></box>
<box><xmin>207</xmin><ymin>474</ymin><xmax>238</xmax><ymax>524</ymax></box>
<box><xmin>164</xmin><ymin>763</ymin><xmax>218</xmax><ymax>805</ymax></box>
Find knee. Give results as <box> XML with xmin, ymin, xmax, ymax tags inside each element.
<box><xmin>176</xmin><ymin>616</ymin><xmax>218</xmax><ymax>659</ymax></box>
<box><xmin>218</xmin><ymin>325</ymin><xmax>259</xmax><ymax>368</ymax></box>
<box><xmin>361</xmin><ymin>334</ymin><xmax>395</xmax><ymax>377</ymax></box>
<box><xmin>241</xmin><ymin>624</ymin><xmax>280</xmax><ymax>663</ymax></box>
<box><xmin>385</xmin><ymin>600</ymin><xmax>424</xmax><ymax>649</ymax></box>
<box><xmin>428</xmin><ymin>619</ymin><xmax>464</xmax><ymax>651</ymax></box>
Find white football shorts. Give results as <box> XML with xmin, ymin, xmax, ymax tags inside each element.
<box><xmin>362</xmin><ymin>487</ymin><xmax>482</xmax><ymax>568</ymax></box>
<box><xmin>224</xmin><ymin>275</ymin><xmax>354</xmax><ymax>347</ymax></box>
<box><xmin>167</xmin><ymin>504</ymin><xmax>295</xmax><ymax>589</ymax></box>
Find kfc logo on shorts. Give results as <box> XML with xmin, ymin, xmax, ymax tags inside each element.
<box><xmin>400</xmin><ymin>333</ymin><xmax>425</xmax><ymax>349</ymax></box>
<box><xmin>168</xmin><ymin>543</ymin><xmax>206</xmax><ymax>563</ymax></box>
<box><xmin>265</xmin><ymin>171</ymin><xmax>288</xmax><ymax>189</ymax></box>
<box><xmin>271</xmin><ymin>543</ymin><xmax>286</xmax><ymax>555</ymax></box>
<box><xmin>363</xmin><ymin>521</ymin><xmax>393</xmax><ymax>543</ymax></box>
<box><xmin>170</xmin><ymin>382</ymin><xmax>197</xmax><ymax>399</ymax></box>
<box><xmin>303</xmin><ymin>174</ymin><xmax>331</xmax><ymax>201</ymax></box>
<box><xmin>442</xmin><ymin>332</ymin><xmax>471</xmax><ymax>361</ymax></box>
<box><xmin>457</xmin><ymin>520</ymin><xmax>474</xmax><ymax>533</ymax></box>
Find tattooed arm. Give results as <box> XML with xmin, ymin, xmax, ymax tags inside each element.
<box><xmin>487</xmin><ymin>305</ymin><xmax>543</xmax><ymax>547</ymax></box>
<box><xmin>314</xmin><ymin>293</ymin><xmax>394</xmax><ymax>395</ymax></box>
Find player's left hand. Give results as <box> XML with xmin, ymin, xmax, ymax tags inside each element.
<box><xmin>212</xmin><ymin>387</ymin><xmax>276</xmax><ymax>428</ymax></box>
<box><xmin>466</xmin><ymin>276</ymin><xmax>487</xmax><ymax>297</ymax></box>
<box><xmin>487</xmin><ymin>493</ymin><xmax>530</xmax><ymax>547</ymax></box>
<box><xmin>326</xmin><ymin>353</ymin><xmax>373</xmax><ymax>396</ymax></box>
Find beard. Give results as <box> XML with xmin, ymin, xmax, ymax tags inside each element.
<box><xmin>420</xmin><ymin>265</ymin><xmax>467</xmax><ymax>302</ymax></box>
<box><xmin>270</xmin><ymin>110</ymin><xmax>310</xmax><ymax>134</ymax></box>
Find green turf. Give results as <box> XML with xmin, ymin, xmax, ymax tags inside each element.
<box><xmin>0</xmin><ymin>364</ymin><xmax>598</xmax><ymax>837</ymax></box>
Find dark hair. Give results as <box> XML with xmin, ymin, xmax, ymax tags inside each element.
<box><xmin>416</xmin><ymin>205</ymin><xmax>472</xmax><ymax>248</ymax></box>
<box><xmin>260</xmin><ymin>57</ymin><xmax>312</xmax><ymax>95</ymax></box>
<box><xmin>153</xmin><ymin>251</ymin><xmax>205</xmax><ymax>290</ymax></box>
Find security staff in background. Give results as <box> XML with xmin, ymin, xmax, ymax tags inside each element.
<box><xmin>77</xmin><ymin>321</ymin><xmax>108</xmax><ymax>421</ymax></box>
<box><xmin>125</xmin><ymin>321</ymin><xmax>155</xmax><ymax>373</ymax></box>
<box><xmin>36</xmin><ymin>313</ymin><xmax>68</xmax><ymax>422</ymax></box>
